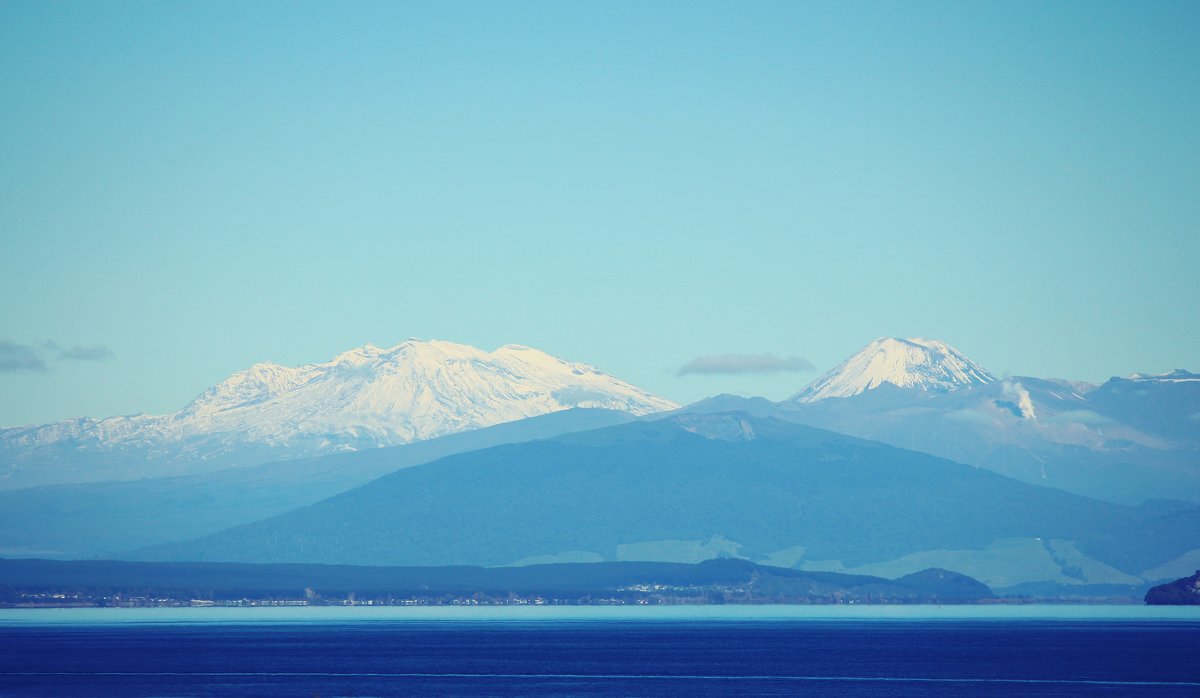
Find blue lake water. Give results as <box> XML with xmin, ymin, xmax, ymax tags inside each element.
<box><xmin>2</xmin><ymin>606</ymin><xmax>1198</xmax><ymax>696</ymax></box>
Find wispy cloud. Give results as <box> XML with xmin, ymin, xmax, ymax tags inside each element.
<box><xmin>43</xmin><ymin>341</ymin><xmax>115</xmax><ymax>362</ymax></box>
<box><xmin>678</xmin><ymin>353</ymin><xmax>814</xmax><ymax>376</ymax></box>
<box><xmin>0</xmin><ymin>341</ymin><xmax>50</xmax><ymax>372</ymax></box>
<box><xmin>0</xmin><ymin>340</ymin><xmax>114</xmax><ymax>373</ymax></box>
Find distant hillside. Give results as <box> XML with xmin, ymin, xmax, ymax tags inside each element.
<box><xmin>1144</xmin><ymin>570</ymin><xmax>1200</xmax><ymax>605</ymax></box>
<box><xmin>132</xmin><ymin>413</ymin><xmax>1200</xmax><ymax>592</ymax></box>
<box><xmin>732</xmin><ymin>338</ymin><xmax>1200</xmax><ymax>505</ymax></box>
<box><xmin>688</xmin><ymin>379</ymin><xmax>1200</xmax><ymax>506</ymax></box>
<box><xmin>0</xmin><ymin>408</ymin><xmax>633</xmax><ymax>558</ymax></box>
<box><xmin>1086</xmin><ymin>370</ymin><xmax>1200</xmax><ymax>446</ymax></box>
<box><xmin>0</xmin><ymin>557</ymin><xmax>991</xmax><ymax>605</ymax></box>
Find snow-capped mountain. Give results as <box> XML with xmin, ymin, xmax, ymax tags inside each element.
<box><xmin>161</xmin><ymin>340</ymin><xmax>677</xmax><ymax>443</ymax></box>
<box><xmin>792</xmin><ymin>337</ymin><xmax>995</xmax><ymax>403</ymax></box>
<box><xmin>691</xmin><ymin>363</ymin><xmax>1199</xmax><ymax>505</ymax></box>
<box><xmin>0</xmin><ymin>340</ymin><xmax>678</xmax><ymax>488</ymax></box>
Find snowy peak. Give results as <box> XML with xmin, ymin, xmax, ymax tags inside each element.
<box><xmin>4</xmin><ymin>339</ymin><xmax>678</xmax><ymax>467</ymax></box>
<box><xmin>792</xmin><ymin>337</ymin><xmax>995</xmax><ymax>403</ymax></box>
<box><xmin>173</xmin><ymin>338</ymin><xmax>678</xmax><ymax>443</ymax></box>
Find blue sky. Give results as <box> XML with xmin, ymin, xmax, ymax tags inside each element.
<box><xmin>2</xmin><ymin>0</ymin><xmax>1197</xmax><ymax>426</ymax></box>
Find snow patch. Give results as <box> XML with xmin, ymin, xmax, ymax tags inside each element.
<box><xmin>1128</xmin><ymin>369</ymin><xmax>1199</xmax><ymax>382</ymax></box>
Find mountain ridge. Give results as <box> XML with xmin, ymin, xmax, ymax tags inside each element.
<box><xmin>0</xmin><ymin>339</ymin><xmax>677</xmax><ymax>489</ymax></box>
<box><xmin>0</xmin><ymin>408</ymin><xmax>636</xmax><ymax>559</ymax></box>
<box><xmin>129</xmin><ymin>411</ymin><xmax>1199</xmax><ymax>591</ymax></box>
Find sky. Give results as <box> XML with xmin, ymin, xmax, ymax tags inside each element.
<box><xmin>1</xmin><ymin>0</ymin><xmax>1198</xmax><ymax>427</ymax></box>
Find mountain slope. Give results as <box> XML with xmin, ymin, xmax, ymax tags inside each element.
<box><xmin>782</xmin><ymin>377</ymin><xmax>1198</xmax><ymax>505</ymax></box>
<box><xmin>1086</xmin><ymin>370</ymin><xmax>1200</xmax><ymax>446</ymax></box>
<box><xmin>0</xmin><ymin>408</ymin><xmax>634</xmax><ymax>558</ymax></box>
<box><xmin>712</xmin><ymin>337</ymin><xmax>1200</xmax><ymax>505</ymax></box>
<box><xmin>0</xmin><ymin>340</ymin><xmax>676</xmax><ymax>489</ymax></box>
<box><xmin>132</xmin><ymin>413</ymin><xmax>1199</xmax><ymax>590</ymax></box>
<box><xmin>793</xmin><ymin>337</ymin><xmax>994</xmax><ymax>403</ymax></box>
<box><xmin>689</xmin><ymin>383</ymin><xmax>1199</xmax><ymax>506</ymax></box>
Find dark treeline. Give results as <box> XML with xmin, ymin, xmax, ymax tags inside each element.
<box><xmin>0</xmin><ymin>557</ymin><xmax>993</xmax><ymax>605</ymax></box>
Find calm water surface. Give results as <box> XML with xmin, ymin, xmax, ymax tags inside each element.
<box><xmin>2</xmin><ymin>606</ymin><xmax>1198</xmax><ymax>696</ymax></box>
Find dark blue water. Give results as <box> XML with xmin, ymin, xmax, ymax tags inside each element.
<box><xmin>2</xmin><ymin>620</ymin><xmax>1198</xmax><ymax>696</ymax></box>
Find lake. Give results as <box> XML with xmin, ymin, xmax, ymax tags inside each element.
<box><xmin>2</xmin><ymin>606</ymin><xmax>1198</xmax><ymax>696</ymax></box>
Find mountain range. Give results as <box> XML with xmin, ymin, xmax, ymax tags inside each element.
<box><xmin>0</xmin><ymin>340</ymin><xmax>676</xmax><ymax>489</ymax></box>
<box><xmin>0</xmin><ymin>408</ymin><xmax>634</xmax><ymax>558</ymax></box>
<box><xmin>691</xmin><ymin>339</ymin><xmax>1199</xmax><ymax>505</ymax></box>
<box><xmin>2</xmin><ymin>335</ymin><xmax>1196</xmax><ymax>599</ymax></box>
<box><xmin>129</xmin><ymin>412</ymin><xmax>1198</xmax><ymax>593</ymax></box>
